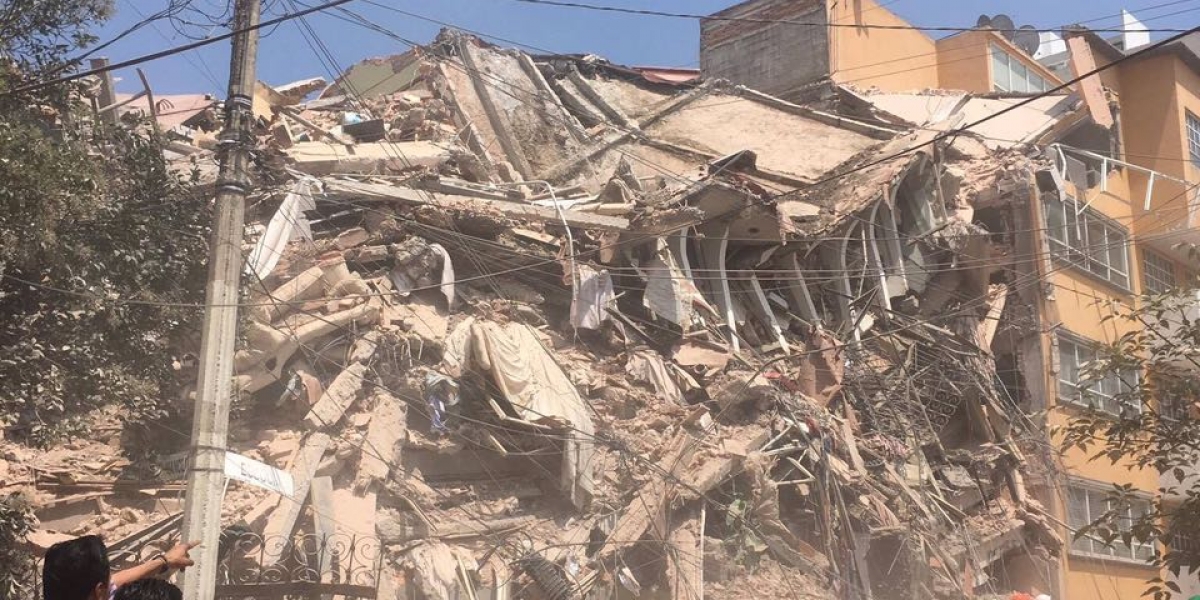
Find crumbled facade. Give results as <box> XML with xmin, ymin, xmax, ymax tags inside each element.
<box><xmin>14</xmin><ymin>23</ymin><xmax>1164</xmax><ymax>600</ymax></box>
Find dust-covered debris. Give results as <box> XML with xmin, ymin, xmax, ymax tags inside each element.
<box><xmin>10</xmin><ymin>25</ymin><xmax>1086</xmax><ymax>600</ymax></box>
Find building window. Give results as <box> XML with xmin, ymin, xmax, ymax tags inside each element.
<box><xmin>991</xmin><ymin>44</ymin><xmax>1051</xmax><ymax>93</ymax></box>
<box><xmin>1142</xmin><ymin>250</ymin><xmax>1177</xmax><ymax>295</ymax></box>
<box><xmin>1067</xmin><ymin>484</ymin><xmax>1155</xmax><ymax>561</ymax></box>
<box><xmin>1187</xmin><ymin>111</ymin><xmax>1200</xmax><ymax>167</ymax></box>
<box><xmin>1057</xmin><ymin>333</ymin><xmax>1141</xmax><ymax>415</ymax></box>
<box><xmin>1043</xmin><ymin>194</ymin><xmax>1131</xmax><ymax>289</ymax></box>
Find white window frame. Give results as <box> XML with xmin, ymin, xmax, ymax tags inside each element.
<box><xmin>1141</xmin><ymin>249</ymin><xmax>1176</xmax><ymax>295</ymax></box>
<box><xmin>1044</xmin><ymin>194</ymin><xmax>1131</xmax><ymax>289</ymax></box>
<box><xmin>1187</xmin><ymin>111</ymin><xmax>1200</xmax><ymax>168</ymax></box>
<box><xmin>991</xmin><ymin>43</ymin><xmax>1052</xmax><ymax>93</ymax></box>
<box><xmin>1067</xmin><ymin>482</ymin><xmax>1155</xmax><ymax>562</ymax></box>
<box><xmin>1057</xmin><ymin>332</ymin><xmax>1142</xmax><ymax>415</ymax></box>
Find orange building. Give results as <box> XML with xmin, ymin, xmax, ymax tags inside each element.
<box><xmin>700</xmin><ymin>0</ymin><xmax>1063</xmax><ymax>98</ymax></box>
<box><xmin>702</xmin><ymin>1</ymin><xmax>1199</xmax><ymax>599</ymax></box>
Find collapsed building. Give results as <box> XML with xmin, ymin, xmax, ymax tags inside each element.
<box><xmin>14</xmin><ymin>28</ymin><xmax>1124</xmax><ymax>600</ymax></box>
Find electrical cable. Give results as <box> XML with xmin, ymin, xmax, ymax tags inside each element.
<box><xmin>9</xmin><ymin>4</ymin><xmax>1190</xmax><ymax>592</ymax></box>
<box><xmin>0</xmin><ymin>0</ymin><xmax>360</xmax><ymax>98</ymax></box>
<box><xmin>289</xmin><ymin>0</ymin><xmax>1200</xmax><ymax>287</ymax></box>
<box><xmin>123</xmin><ymin>0</ymin><xmax>225</xmax><ymax>91</ymax></box>
<box><xmin>507</xmin><ymin>0</ymin><xmax>1198</xmax><ymax>34</ymax></box>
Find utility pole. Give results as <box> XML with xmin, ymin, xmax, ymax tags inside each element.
<box><xmin>179</xmin><ymin>1</ymin><xmax>261</xmax><ymax>598</ymax></box>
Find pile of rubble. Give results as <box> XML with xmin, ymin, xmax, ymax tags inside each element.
<box><xmin>12</xmin><ymin>29</ymin><xmax>1077</xmax><ymax>600</ymax></box>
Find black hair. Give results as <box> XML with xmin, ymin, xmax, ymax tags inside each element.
<box><xmin>42</xmin><ymin>535</ymin><xmax>110</xmax><ymax>600</ymax></box>
<box><xmin>113</xmin><ymin>579</ymin><xmax>183</xmax><ymax>600</ymax></box>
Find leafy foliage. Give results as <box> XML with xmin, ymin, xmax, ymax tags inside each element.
<box><xmin>0</xmin><ymin>1</ymin><xmax>210</xmax><ymax>595</ymax></box>
<box><xmin>0</xmin><ymin>0</ymin><xmax>210</xmax><ymax>445</ymax></box>
<box><xmin>0</xmin><ymin>0</ymin><xmax>112</xmax><ymax>74</ymax></box>
<box><xmin>1057</xmin><ymin>286</ymin><xmax>1200</xmax><ymax>598</ymax></box>
<box><xmin>0</xmin><ymin>119</ymin><xmax>210</xmax><ymax>444</ymax></box>
<box><xmin>0</xmin><ymin>493</ymin><xmax>34</xmax><ymax>600</ymax></box>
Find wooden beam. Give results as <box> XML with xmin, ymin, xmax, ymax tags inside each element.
<box><xmin>89</xmin><ymin>58</ymin><xmax>118</xmax><ymax>126</ymax></box>
<box><xmin>598</xmin><ymin>431</ymin><xmax>696</xmax><ymax>562</ymax></box>
<box><xmin>262</xmin><ymin>432</ymin><xmax>331</xmax><ymax>566</ymax></box>
<box><xmin>304</xmin><ymin>362</ymin><xmax>369</xmax><ymax>429</ymax></box>
<box><xmin>310</xmin><ymin>476</ymin><xmax>336</xmax><ymax>591</ymax></box>
<box><xmin>667</xmin><ymin>514</ymin><xmax>703</xmax><ymax>600</ymax></box>
<box><xmin>355</xmin><ymin>389</ymin><xmax>407</xmax><ymax>492</ymax></box>
<box><xmin>323</xmin><ymin>179</ymin><xmax>629</xmax><ymax>231</ymax></box>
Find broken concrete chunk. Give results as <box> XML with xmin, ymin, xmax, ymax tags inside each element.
<box><xmin>274</xmin><ymin>76</ymin><xmax>327</xmax><ymax>102</ymax></box>
<box><xmin>343</xmin><ymin>118</ymin><xmax>386</xmax><ymax>143</ymax></box>
<box><xmin>261</xmin><ymin>433</ymin><xmax>332</xmax><ymax>565</ymax></box>
<box><xmin>707</xmin><ymin>371</ymin><xmax>777</xmax><ymax>412</ymax></box>
<box><xmin>304</xmin><ymin>362</ymin><xmax>370</xmax><ymax>429</ymax></box>
<box><xmin>334</xmin><ymin>227</ymin><xmax>370</xmax><ymax>250</ymax></box>
<box><xmin>287</xmin><ymin>141</ymin><xmax>455</xmax><ymax>176</ymax></box>
<box><xmin>672</xmin><ymin>340</ymin><xmax>731</xmax><ymax>372</ymax></box>
<box><xmin>355</xmin><ymin>389</ymin><xmax>407</xmax><ymax>492</ymax></box>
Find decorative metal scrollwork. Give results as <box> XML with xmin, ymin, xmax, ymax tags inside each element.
<box><xmin>215</xmin><ymin>531</ymin><xmax>382</xmax><ymax>599</ymax></box>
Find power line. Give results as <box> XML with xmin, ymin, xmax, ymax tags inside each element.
<box><xmin>779</xmin><ymin>23</ymin><xmax>1200</xmax><ymax>199</ymax></box>
<box><xmin>830</xmin><ymin>1</ymin><xmax>1200</xmax><ymax>77</ymax></box>
<box><xmin>508</xmin><ymin>0</ymin><xmax>1198</xmax><ymax>34</ymax></box>
<box><xmin>306</xmin><ymin>0</ymin><xmax>1200</xmax><ymax>273</ymax></box>
<box><xmin>123</xmin><ymin>0</ymin><xmax>225</xmax><ymax>91</ymax></box>
<box><xmin>9</xmin><ymin>193</ymin><xmax>1195</xmax><ymax>309</ymax></box>
<box><xmin>0</xmin><ymin>0</ymin><xmax>359</xmax><ymax>98</ymax></box>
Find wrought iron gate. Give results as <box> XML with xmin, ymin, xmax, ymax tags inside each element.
<box><xmin>215</xmin><ymin>532</ymin><xmax>383</xmax><ymax>599</ymax></box>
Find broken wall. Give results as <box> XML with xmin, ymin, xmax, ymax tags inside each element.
<box><xmin>700</xmin><ymin>0</ymin><xmax>832</xmax><ymax>100</ymax></box>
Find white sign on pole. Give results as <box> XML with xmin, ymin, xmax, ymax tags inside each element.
<box><xmin>224</xmin><ymin>452</ymin><xmax>295</xmax><ymax>497</ymax></box>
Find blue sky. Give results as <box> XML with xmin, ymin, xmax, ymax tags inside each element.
<box><xmin>91</xmin><ymin>0</ymin><xmax>1196</xmax><ymax>95</ymax></box>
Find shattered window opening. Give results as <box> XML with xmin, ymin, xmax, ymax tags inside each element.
<box><xmin>1066</xmin><ymin>484</ymin><xmax>1155</xmax><ymax>562</ymax></box>
<box><xmin>1043</xmin><ymin>194</ymin><xmax>1131</xmax><ymax>289</ymax></box>
<box><xmin>1056</xmin><ymin>333</ymin><xmax>1142</xmax><ymax>415</ymax></box>
<box><xmin>1141</xmin><ymin>249</ymin><xmax>1177</xmax><ymax>295</ymax></box>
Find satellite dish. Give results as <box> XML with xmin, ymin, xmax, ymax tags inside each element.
<box><xmin>991</xmin><ymin>14</ymin><xmax>1016</xmax><ymax>35</ymax></box>
<box><xmin>977</xmin><ymin>15</ymin><xmax>992</xmax><ymax>28</ymax></box>
<box><xmin>1013</xmin><ymin>25</ymin><xmax>1041</xmax><ymax>56</ymax></box>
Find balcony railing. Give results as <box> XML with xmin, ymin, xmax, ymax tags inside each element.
<box><xmin>1047</xmin><ymin>143</ymin><xmax>1197</xmax><ymax>213</ymax></box>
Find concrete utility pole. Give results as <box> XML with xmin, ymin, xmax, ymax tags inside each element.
<box><xmin>179</xmin><ymin>1</ymin><xmax>261</xmax><ymax>598</ymax></box>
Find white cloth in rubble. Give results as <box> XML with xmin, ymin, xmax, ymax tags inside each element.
<box><xmin>469</xmin><ymin>321</ymin><xmax>595</xmax><ymax>508</ymax></box>
<box><xmin>246</xmin><ymin>178</ymin><xmax>318</xmax><ymax>280</ymax></box>
<box><xmin>570</xmin><ymin>264</ymin><xmax>614</xmax><ymax>330</ymax></box>
<box><xmin>429</xmin><ymin>243</ymin><xmax>456</xmax><ymax>308</ymax></box>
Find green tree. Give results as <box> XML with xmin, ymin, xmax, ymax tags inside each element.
<box><xmin>0</xmin><ymin>493</ymin><xmax>33</xmax><ymax>599</ymax></box>
<box><xmin>0</xmin><ymin>0</ymin><xmax>113</xmax><ymax>73</ymax></box>
<box><xmin>1059</xmin><ymin>286</ymin><xmax>1200</xmax><ymax>600</ymax></box>
<box><xmin>0</xmin><ymin>0</ymin><xmax>210</xmax><ymax>442</ymax></box>
<box><xmin>0</xmin><ymin>1</ymin><xmax>210</xmax><ymax>595</ymax></box>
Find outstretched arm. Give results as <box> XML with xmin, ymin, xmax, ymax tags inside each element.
<box><xmin>111</xmin><ymin>541</ymin><xmax>198</xmax><ymax>588</ymax></box>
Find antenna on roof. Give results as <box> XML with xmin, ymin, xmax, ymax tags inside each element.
<box><xmin>976</xmin><ymin>14</ymin><xmax>1042</xmax><ymax>56</ymax></box>
<box><xmin>991</xmin><ymin>14</ymin><xmax>1015</xmax><ymax>33</ymax></box>
<box><xmin>1013</xmin><ymin>25</ymin><xmax>1041</xmax><ymax>56</ymax></box>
